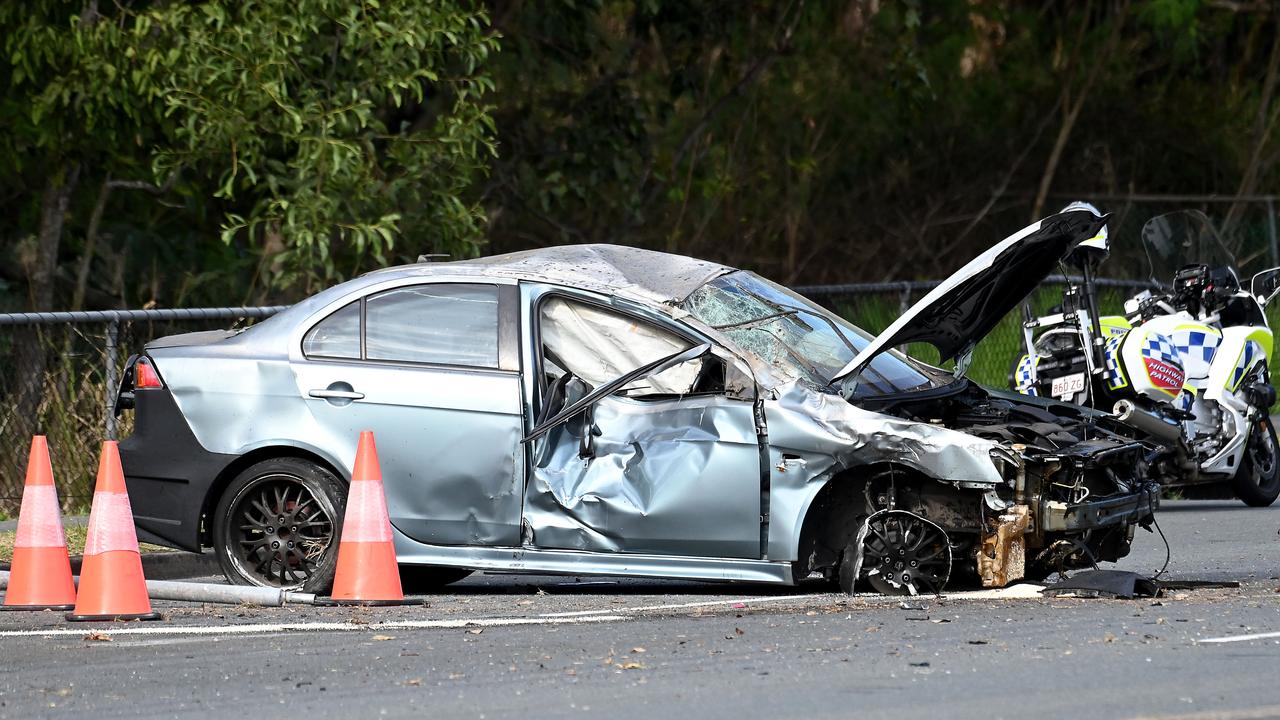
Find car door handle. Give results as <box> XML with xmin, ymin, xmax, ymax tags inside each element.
<box><xmin>308</xmin><ymin>388</ymin><xmax>365</xmax><ymax>400</ymax></box>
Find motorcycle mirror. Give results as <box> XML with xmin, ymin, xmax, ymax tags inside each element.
<box><xmin>1251</xmin><ymin>267</ymin><xmax>1280</xmax><ymax>306</ymax></box>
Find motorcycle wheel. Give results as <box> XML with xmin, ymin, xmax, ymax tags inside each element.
<box><xmin>1231</xmin><ymin>416</ymin><xmax>1280</xmax><ymax>507</ymax></box>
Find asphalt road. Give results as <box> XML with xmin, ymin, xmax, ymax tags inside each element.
<box><xmin>1</xmin><ymin>499</ymin><xmax>1277</xmax><ymax>720</ymax></box>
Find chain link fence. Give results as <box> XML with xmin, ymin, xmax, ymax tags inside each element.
<box><xmin>0</xmin><ymin>279</ymin><xmax>1158</xmax><ymax>515</ymax></box>
<box><xmin>800</xmin><ymin>276</ymin><xmax>1159</xmax><ymax>388</ymax></box>
<box><xmin>0</xmin><ymin>308</ymin><xmax>283</xmax><ymax>515</ymax></box>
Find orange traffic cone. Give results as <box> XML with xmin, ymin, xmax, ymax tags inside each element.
<box><xmin>2</xmin><ymin>436</ymin><xmax>76</xmax><ymax>611</ymax></box>
<box><xmin>319</xmin><ymin>431</ymin><xmax>418</xmax><ymax>606</ymax></box>
<box><xmin>66</xmin><ymin>441</ymin><xmax>160</xmax><ymax>621</ymax></box>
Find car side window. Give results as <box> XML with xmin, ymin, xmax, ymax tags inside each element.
<box><xmin>365</xmin><ymin>284</ymin><xmax>500</xmax><ymax>367</ymax></box>
<box><xmin>302</xmin><ymin>301</ymin><xmax>361</xmax><ymax>359</ymax></box>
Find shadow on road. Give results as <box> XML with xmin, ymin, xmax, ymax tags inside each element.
<box><xmin>1157</xmin><ymin>501</ymin><xmax>1263</xmax><ymax>513</ymax></box>
<box><xmin>440</xmin><ymin>576</ymin><xmax>826</xmax><ymax>597</ymax></box>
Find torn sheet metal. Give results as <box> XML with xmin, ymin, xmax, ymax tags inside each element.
<box><xmin>769</xmin><ymin>382</ymin><xmax>1004</xmax><ymax>484</ymax></box>
<box><xmin>764</xmin><ymin>381</ymin><xmax>1006</xmax><ymax>559</ymax></box>
<box><xmin>977</xmin><ymin>504</ymin><xmax>1030</xmax><ymax>588</ymax></box>
<box><xmin>124</xmin><ymin>229</ymin><xmax>1162</xmax><ymax>594</ymax></box>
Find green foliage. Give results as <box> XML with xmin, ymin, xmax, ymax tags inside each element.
<box><xmin>1</xmin><ymin>0</ymin><xmax>1278</xmax><ymax>311</ymax></box>
<box><xmin>153</xmin><ymin>0</ymin><xmax>499</xmax><ymax>289</ymax></box>
<box><xmin>482</xmin><ymin>0</ymin><xmax>1279</xmax><ymax>285</ymax></box>
<box><xmin>1</xmin><ymin>3</ymin><xmax>166</xmax><ymax>162</ymax></box>
<box><xmin>0</xmin><ymin>0</ymin><xmax>497</xmax><ymax>307</ymax></box>
<box><xmin>1139</xmin><ymin>0</ymin><xmax>1204</xmax><ymax>58</ymax></box>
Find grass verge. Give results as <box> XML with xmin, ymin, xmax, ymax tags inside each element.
<box><xmin>0</xmin><ymin>525</ymin><xmax>172</xmax><ymax>564</ymax></box>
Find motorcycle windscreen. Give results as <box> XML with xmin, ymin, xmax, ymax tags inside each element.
<box><xmin>1141</xmin><ymin>210</ymin><xmax>1238</xmax><ymax>287</ymax></box>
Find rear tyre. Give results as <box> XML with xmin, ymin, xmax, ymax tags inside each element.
<box><xmin>213</xmin><ymin>457</ymin><xmax>345</xmax><ymax>593</ymax></box>
<box><xmin>399</xmin><ymin>566</ymin><xmax>474</xmax><ymax>593</ymax></box>
<box><xmin>1232</xmin><ymin>418</ymin><xmax>1280</xmax><ymax>507</ymax></box>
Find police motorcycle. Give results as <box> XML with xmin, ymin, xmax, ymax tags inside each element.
<box><xmin>1011</xmin><ymin>205</ymin><xmax>1280</xmax><ymax>506</ymax></box>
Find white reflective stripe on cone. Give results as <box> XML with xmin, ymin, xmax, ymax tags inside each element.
<box><xmin>341</xmin><ymin>480</ymin><xmax>392</xmax><ymax>543</ymax></box>
<box><xmin>14</xmin><ymin>484</ymin><xmax>65</xmax><ymax>549</ymax></box>
<box><xmin>82</xmin><ymin>491</ymin><xmax>140</xmax><ymax>555</ymax></box>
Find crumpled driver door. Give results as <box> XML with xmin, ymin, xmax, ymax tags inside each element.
<box><xmin>522</xmin><ymin>344</ymin><xmax>763</xmax><ymax>559</ymax></box>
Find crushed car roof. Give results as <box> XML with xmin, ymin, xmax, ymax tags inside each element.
<box><xmin>371</xmin><ymin>244</ymin><xmax>734</xmax><ymax>305</ymax></box>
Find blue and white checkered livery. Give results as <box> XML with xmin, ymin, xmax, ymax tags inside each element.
<box><xmin>1140</xmin><ymin>334</ymin><xmax>1179</xmax><ymax>365</ymax></box>
<box><xmin>1014</xmin><ymin>354</ymin><xmax>1039</xmax><ymax>396</ymax></box>
<box><xmin>1230</xmin><ymin>339</ymin><xmax>1264</xmax><ymax>391</ymax></box>
<box><xmin>1175</xmin><ymin>385</ymin><xmax>1196</xmax><ymax>414</ymax></box>
<box><xmin>1169</xmin><ymin>327</ymin><xmax>1221</xmax><ymax>378</ymax></box>
<box><xmin>1104</xmin><ymin>334</ymin><xmax>1128</xmax><ymax>389</ymax></box>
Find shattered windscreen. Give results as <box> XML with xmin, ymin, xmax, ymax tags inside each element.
<box><xmin>682</xmin><ymin>272</ymin><xmax>944</xmax><ymax>396</ymax></box>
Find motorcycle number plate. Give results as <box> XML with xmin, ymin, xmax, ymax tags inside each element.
<box><xmin>1051</xmin><ymin>372</ymin><xmax>1086</xmax><ymax>400</ymax></box>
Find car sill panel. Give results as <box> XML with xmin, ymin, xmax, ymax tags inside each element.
<box><xmin>392</xmin><ymin>531</ymin><xmax>795</xmax><ymax>585</ymax></box>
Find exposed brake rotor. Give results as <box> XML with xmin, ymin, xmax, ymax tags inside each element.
<box><xmin>854</xmin><ymin>509</ymin><xmax>952</xmax><ymax>596</ymax></box>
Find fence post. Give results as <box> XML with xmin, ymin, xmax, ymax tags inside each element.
<box><xmin>104</xmin><ymin>319</ymin><xmax>119</xmax><ymax>441</ymax></box>
<box><xmin>1268</xmin><ymin>199</ymin><xmax>1278</xmax><ymax>268</ymax></box>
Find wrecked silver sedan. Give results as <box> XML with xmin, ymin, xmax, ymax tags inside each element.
<box><xmin>117</xmin><ymin>208</ymin><xmax>1157</xmax><ymax>595</ymax></box>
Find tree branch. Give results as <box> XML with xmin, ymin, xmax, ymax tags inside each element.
<box><xmin>1225</xmin><ymin>19</ymin><xmax>1280</xmax><ymax>234</ymax></box>
<box><xmin>637</xmin><ymin>0</ymin><xmax>806</xmax><ymax>214</ymax></box>
<box><xmin>1031</xmin><ymin>2</ymin><xmax>1128</xmax><ymax>220</ymax></box>
<box><xmin>70</xmin><ymin>170</ymin><xmax>179</xmax><ymax>311</ymax></box>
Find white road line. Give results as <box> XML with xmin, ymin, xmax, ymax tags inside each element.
<box><xmin>1196</xmin><ymin>630</ymin><xmax>1280</xmax><ymax>644</ymax></box>
<box><xmin>0</xmin><ymin>614</ymin><xmax>628</xmax><ymax>639</ymax></box>
<box><xmin>1129</xmin><ymin>704</ymin><xmax>1280</xmax><ymax>720</ymax></box>
<box><xmin>0</xmin><ymin>581</ymin><xmax>1054</xmax><ymax>640</ymax></box>
<box><xmin>540</xmin><ymin>583</ymin><xmax>1045</xmax><ymax>618</ymax></box>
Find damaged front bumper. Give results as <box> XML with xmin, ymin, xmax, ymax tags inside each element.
<box><xmin>1040</xmin><ymin>490</ymin><xmax>1158</xmax><ymax>533</ymax></box>
<box><xmin>977</xmin><ymin>438</ymin><xmax>1158</xmax><ymax>587</ymax></box>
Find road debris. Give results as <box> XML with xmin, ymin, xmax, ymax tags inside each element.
<box><xmin>1042</xmin><ymin>570</ymin><xmax>1161</xmax><ymax>599</ymax></box>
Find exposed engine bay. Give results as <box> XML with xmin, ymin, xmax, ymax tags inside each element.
<box><xmin>884</xmin><ymin>382</ymin><xmax>1157</xmax><ymax>571</ymax></box>
<box><xmin>799</xmin><ymin>381</ymin><xmax>1160</xmax><ymax>595</ymax></box>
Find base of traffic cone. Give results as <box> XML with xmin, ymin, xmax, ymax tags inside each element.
<box><xmin>65</xmin><ymin>610</ymin><xmax>163</xmax><ymax>622</ymax></box>
<box><xmin>1</xmin><ymin>603</ymin><xmax>76</xmax><ymax>611</ymax></box>
<box><xmin>328</xmin><ymin>540</ymin><xmax>407</xmax><ymax>604</ymax></box>
<box><xmin>3</xmin><ymin>546</ymin><xmax>77</xmax><ymax>611</ymax></box>
<box><xmin>69</xmin><ymin>549</ymin><xmax>157</xmax><ymax>621</ymax></box>
<box><xmin>312</xmin><ymin>597</ymin><xmax>427</xmax><ymax>607</ymax></box>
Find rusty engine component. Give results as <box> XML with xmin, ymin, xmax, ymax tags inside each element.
<box><xmin>977</xmin><ymin>504</ymin><xmax>1030</xmax><ymax>588</ymax></box>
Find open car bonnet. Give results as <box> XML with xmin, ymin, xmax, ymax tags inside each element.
<box><xmin>832</xmin><ymin>208</ymin><xmax>1108</xmax><ymax>385</ymax></box>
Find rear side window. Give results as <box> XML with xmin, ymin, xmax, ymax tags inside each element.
<box><xmin>365</xmin><ymin>284</ymin><xmax>499</xmax><ymax>367</ymax></box>
<box><xmin>304</xmin><ymin>284</ymin><xmax>501</xmax><ymax>367</ymax></box>
<box><xmin>302</xmin><ymin>301</ymin><xmax>360</xmax><ymax>358</ymax></box>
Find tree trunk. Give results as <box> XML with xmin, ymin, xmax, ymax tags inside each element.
<box><xmin>1225</xmin><ymin>18</ymin><xmax>1280</xmax><ymax>236</ymax></box>
<box><xmin>1031</xmin><ymin>5</ymin><xmax>1128</xmax><ymax>220</ymax></box>
<box><xmin>14</xmin><ymin>164</ymin><xmax>80</xmax><ymax>437</ymax></box>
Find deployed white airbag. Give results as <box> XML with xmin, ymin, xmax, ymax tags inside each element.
<box><xmin>541</xmin><ymin>298</ymin><xmax>699</xmax><ymax>395</ymax></box>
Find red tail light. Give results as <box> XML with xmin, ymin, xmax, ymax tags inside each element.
<box><xmin>135</xmin><ymin>360</ymin><xmax>163</xmax><ymax>389</ymax></box>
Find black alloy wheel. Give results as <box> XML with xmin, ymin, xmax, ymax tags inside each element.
<box><xmin>838</xmin><ymin>509</ymin><xmax>952</xmax><ymax>596</ymax></box>
<box><xmin>213</xmin><ymin>457</ymin><xmax>345</xmax><ymax>593</ymax></box>
<box><xmin>1232</xmin><ymin>417</ymin><xmax>1280</xmax><ymax>507</ymax></box>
